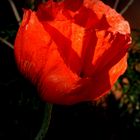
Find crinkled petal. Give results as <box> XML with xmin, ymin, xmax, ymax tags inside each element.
<box><xmin>36</xmin><ymin>0</ymin><xmax>65</xmax><ymax>21</ymax></box>
<box><xmin>83</xmin><ymin>0</ymin><xmax>130</xmax><ymax>33</ymax></box>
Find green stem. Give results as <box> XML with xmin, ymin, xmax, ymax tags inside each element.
<box><xmin>35</xmin><ymin>103</ymin><xmax>53</xmax><ymax>140</ymax></box>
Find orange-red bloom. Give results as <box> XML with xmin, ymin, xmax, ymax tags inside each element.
<box><xmin>14</xmin><ymin>0</ymin><xmax>131</xmax><ymax>105</ymax></box>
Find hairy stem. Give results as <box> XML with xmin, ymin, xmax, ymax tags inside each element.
<box><xmin>8</xmin><ymin>0</ymin><xmax>21</xmax><ymax>25</ymax></box>
<box><xmin>113</xmin><ymin>0</ymin><xmax>119</xmax><ymax>10</ymax></box>
<box><xmin>0</xmin><ymin>37</ymin><xmax>14</xmax><ymax>49</ymax></box>
<box><xmin>120</xmin><ymin>0</ymin><xmax>133</xmax><ymax>15</ymax></box>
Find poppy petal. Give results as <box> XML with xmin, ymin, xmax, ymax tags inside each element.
<box><xmin>14</xmin><ymin>10</ymin><xmax>81</xmax><ymax>104</ymax></box>
<box><xmin>14</xmin><ymin>0</ymin><xmax>131</xmax><ymax>105</ymax></box>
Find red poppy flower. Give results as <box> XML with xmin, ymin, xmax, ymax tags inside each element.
<box><xmin>14</xmin><ymin>0</ymin><xmax>131</xmax><ymax>105</ymax></box>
